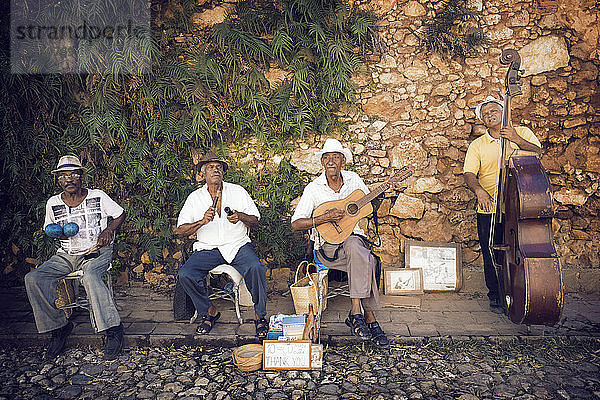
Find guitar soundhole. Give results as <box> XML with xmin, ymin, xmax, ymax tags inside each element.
<box><xmin>347</xmin><ymin>203</ymin><xmax>359</xmax><ymax>215</ymax></box>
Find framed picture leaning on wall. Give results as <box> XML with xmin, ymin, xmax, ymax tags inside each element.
<box><xmin>405</xmin><ymin>240</ymin><xmax>462</xmax><ymax>291</ymax></box>
<box><xmin>384</xmin><ymin>268</ymin><xmax>424</xmax><ymax>295</ymax></box>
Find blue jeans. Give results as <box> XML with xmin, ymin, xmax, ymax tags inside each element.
<box><xmin>24</xmin><ymin>245</ymin><xmax>121</xmax><ymax>333</ymax></box>
<box><xmin>178</xmin><ymin>243</ymin><xmax>267</xmax><ymax>318</ymax></box>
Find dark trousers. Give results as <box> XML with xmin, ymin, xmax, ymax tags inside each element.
<box><xmin>476</xmin><ymin>213</ymin><xmax>504</xmax><ymax>301</ymax></box>
<box><xmin>178</xmin><ymin>243</ymin><xmax>267</xmax><ymax>318</ymax></box>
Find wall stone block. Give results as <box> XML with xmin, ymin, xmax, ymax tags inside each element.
<box><xmin>554</xmin><ymin>188</ymin><xmax>588</xmax><ymax>206</ymax></box>
<box><xmin>389</xmin><ymin>141</ymin><xmax>428</xmax><ymax>170</ymax></box>
<box><xmin>390</xmin><ymin>193</ymin><xmax>425</xmax><ymax>219</ymax></box>
<box><xmin>405</xmin><ymin>177</ymin><xmax>444</xmax><ymax>194</ymax></box>
<box><xmin>521</xmin><ymin>35</ymin><xmax>570</xmax><ymax>76</ymax></box>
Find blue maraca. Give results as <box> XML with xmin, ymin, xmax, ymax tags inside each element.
<box><xmin>45</xmin><ymin>223</ymin><xmax>63</xmax><ymax>238</ymax></box>
<box><xmin>63</xmin><ymin>222</ymin><xmax>80</xmax><ymax>237</ymax></box>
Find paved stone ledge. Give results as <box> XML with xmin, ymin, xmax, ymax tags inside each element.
<box><xmin>1</xmin><ymin>285</ymin><xmax>598</xmax><ymax>351</ymax></box>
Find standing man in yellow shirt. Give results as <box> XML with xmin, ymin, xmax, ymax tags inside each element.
<box><xmin>463</xmin><ymin>96</ymin><xmax>542</xmax><ymax>312</ymax></box>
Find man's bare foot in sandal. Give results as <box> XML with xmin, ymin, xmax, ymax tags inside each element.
<box><xmin>196</xmin><ymin>306</ymin><xmax>221</xmax><ymax>334</ymax></box>
<box><xmin>255</xmin><ymin>313</ymin><xmax>268</xmax><ymax>339</ymax></box>
<box><xmin>345</xmin><ymin>298</ymin><xmax>371</xmax><ymax>340</ymax></box>
<box><xmin>364</xmin><ymin>310</ymin><xmax>389</xmax><ymax>347</ymax></box>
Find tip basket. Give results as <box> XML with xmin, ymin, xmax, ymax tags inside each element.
<box><xmin>232</xmin><ymin>344</ymin><xmax>263</xmax><ymax>372</ymax></box>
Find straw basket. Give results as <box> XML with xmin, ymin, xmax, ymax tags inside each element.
<box><xmin>290</xmin><ymin>261</ymin><xmax>328</xmax><ymax>315</ymax></box>
<box><xmin>232</xmin><ymin>344</ymin><xmax>263</xmax><ymax>372</ymax></box>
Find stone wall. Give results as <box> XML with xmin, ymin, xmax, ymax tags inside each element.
<box><xmin>7</xmin><ymin>0</ymin><xmax>597</xmax><ymax>293</ymax></box>
<box><xmin>284</xmin><ymin>0</ymin><xmax>599</xmax><ymax>292</ymax></box>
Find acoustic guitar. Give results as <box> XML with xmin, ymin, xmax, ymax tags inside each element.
<box><xmin>314</xmin><ymin>166</ymin><xmax>414</xmax><ymax>244</ymax></box>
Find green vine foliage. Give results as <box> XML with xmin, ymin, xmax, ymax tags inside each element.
<box><xmin>0</xmin><ymin>0</ymin><xmax>377</xmax><ymax>282</ymax></box>
<box><xmin>420</xmin><ymin>0</ymin><xmax>488</xmax><ymax>59</ymax></box>
<box><xmin>226</xmin><ymin>159</ymin><xmax>307</xmax><ymax>267</ymax></box>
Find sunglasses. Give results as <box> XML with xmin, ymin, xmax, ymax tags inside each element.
<box><xmin>57</xmin><ymin>172</ymin><xmax>82</xmax><ymax>181</ymax></box>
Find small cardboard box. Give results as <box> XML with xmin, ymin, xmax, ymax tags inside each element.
<box><xmin>282</xmin><ymin>315</ymin><xmax>305</xmax><ymax>338</ymax></box>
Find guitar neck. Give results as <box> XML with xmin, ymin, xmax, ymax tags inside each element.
<box><xmin>355</xmin><ymin>182</ymin><xmax>390</xmax><ymax>209</ymax></box>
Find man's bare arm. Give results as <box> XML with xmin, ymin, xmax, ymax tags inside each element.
<box><xmin>291</xmin><ymin>209</ymin><xmax>345</xmax><ymax>231</ymax></box>
<box><xmin>97</xmin><ymin>211</ymin><xmax>126</xmax><ymax>247</ymax></box>
<box><xmin>500</xmin><ymin>126</ymin><xmax>541</xmax><ymax>154</ymax></box>
<box><xmin>227</xmin><ymin>211</ymin><xmax>259</xmax><ymax>228</ymax></box>
<box><xmin>173</xmin><ymin>207</ymin><xmax>215</xmax><ymax>236</ymax></box>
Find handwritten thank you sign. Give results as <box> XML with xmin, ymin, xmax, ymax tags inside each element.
<box><xmin>263</xmin><ymin>340</ymin><xmax>311</xmax><ymax>370</ymax></box>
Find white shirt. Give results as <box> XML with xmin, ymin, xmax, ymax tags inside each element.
<box><xmin>177</xmin><ymin>181</ymin><xmax>260</xmax><ymax>263</ymax></box>
<box><xmin>44</xmin><ymin>189</ymin><xmax>124</xmax><ymax>255</ymax></box>
<box><xmin>292</xmin><ymin>170</ymin><xmax>369</xmax><ymax>248</ymax></box>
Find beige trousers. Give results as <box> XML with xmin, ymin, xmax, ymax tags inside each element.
<box><xmin>318</xmin><ymin>235</ymin><xmax>381</xmax><ymax>311</ymax></box>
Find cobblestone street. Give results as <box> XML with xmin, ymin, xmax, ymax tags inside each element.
<box><xmin>1</xmin><ymin>284</ymin><xmax>599</xmax><ymax>399</ymax></box>
<box><xmin>1</xmin><ymin>338</ymin><xmax>599</xmax><ymax>400</ymax></box>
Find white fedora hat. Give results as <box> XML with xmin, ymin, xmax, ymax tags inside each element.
<box><xmin>475</xmin><ymin>96</ymin><xmax>503</xmax><ymax>120</ymax></box>
<box><xmin>315</xmin><ymin>138</ymin><xmax>353</xmax><ymax>164</ymax></box>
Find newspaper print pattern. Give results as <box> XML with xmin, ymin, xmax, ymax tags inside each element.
<box><xmin>52</xmin><ymin>196</ymin><xmax>103</xmax><ymax>255</ymax></box>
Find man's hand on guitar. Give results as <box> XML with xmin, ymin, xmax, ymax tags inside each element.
<box><xmin>322</xmin><ymin>208</ymin><xmax>345</xmax><ymax>223</ymax></box>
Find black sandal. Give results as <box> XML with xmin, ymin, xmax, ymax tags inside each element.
<box><xmin>345</xmin><ymin>312</ymin><xmax>372</xmax><ymax>340</ymax></box>
<box><xmin>255</xmin><ymin>317</ymin><xmax>268</xmax><ymax>339</ymax></box>
<box><xmin>196</xmin><ymin>312</ymin><xmax>221</xmax><ymax>334</ymax></box>
<box><xmin>368</xmin><ymin>321</ymin><xmax>389</xmax><ymax>347</ymax></box>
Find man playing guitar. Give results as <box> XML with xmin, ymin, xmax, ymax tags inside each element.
<box><xmin>291</xmin><ymin>139</ymin><xmax>389</xmax><ymax>347</ymax></box>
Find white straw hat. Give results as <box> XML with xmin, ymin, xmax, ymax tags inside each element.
<box><xmin>315</xmin><ymin>138</ymin><xmax>353</xmax><ymax>164</ymax></box>
<box><xmin>475</xmin><ymin>96</ymin><xmax>503</xmax><ymax>120</ymax></box>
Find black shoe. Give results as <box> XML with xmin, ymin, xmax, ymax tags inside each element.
<box><xmin>104</xmin><ymin>323</ymin><xmax>124</xmax><ymax>360</ymax></box>
<box><xmin>45</xmin><ymin>321</ymin><xmax>73</xmax><ymax>360</ymax></box>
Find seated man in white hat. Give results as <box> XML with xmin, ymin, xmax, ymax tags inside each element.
<box><xmin>464</xmin><ymin>96</ymin><xmax>541</xmax><ymax>313</ymax></box>
<box><xmin>173</xmin><ymin>150</ymin><xmax>268</xmax><ymax>338</ymax></box>
<box><xmin>25</xmin><ymin>155</ymin><xmax>126</xmax><ymax>360</ymax></box>
<box><xmin>291</xmin><ymin>139</ymin><xmax>389</xmax><ymax>347</ymax></box>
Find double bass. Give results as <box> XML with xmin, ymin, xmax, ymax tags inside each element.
<box><xmin>489</xmin><ymin>49</ymin><xmax>563</xmax><ymax>325</ymax></box>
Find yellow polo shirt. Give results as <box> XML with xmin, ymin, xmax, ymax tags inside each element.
<box><xmin>463</xmin><ymin>126</ymin><xmax>541</xmax><ymax>214</ymax></box>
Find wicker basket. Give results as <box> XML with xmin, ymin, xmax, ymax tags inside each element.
<box><xmin>232</xmin><ymin>344</ymin><xmax>263</xmax><ymax>372</ymax></box>
<box><xmin>290</xmin><ymin>261</ymin><xmax>328</xmax><ymax>315</ymax></box>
